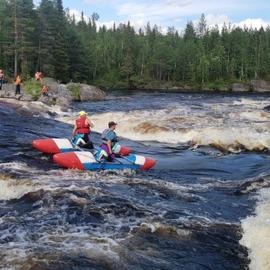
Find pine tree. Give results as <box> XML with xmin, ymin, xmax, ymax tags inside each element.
<box><xmin>52</xmin><ymin>0</ymin><xmax>69</xmax><ymax>82</ymax></box>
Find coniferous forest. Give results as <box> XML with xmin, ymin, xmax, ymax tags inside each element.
<box><xmin>0</xmin><ymin>0</ymin><xmax>270</xmax><ymax>90</ymax></box>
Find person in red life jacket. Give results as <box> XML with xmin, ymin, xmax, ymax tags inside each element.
<box><xmin>35</xmin><ymin>71</ymin><xmax>42</xmax><ymax>81</ymax></box>
<box><xmin>41</xmin><ymin>85</ymin><xmax>49</xmax><ymax>96</ymax></box>
<box><xmin>0</xmin><ymin>69</ymin><xmax>4</xmax><ymax>90</ymax></box>
<box><xmin>72</xmin><ymin>111</ymin><xmax>94</xmax><ymax>149</ymax></box>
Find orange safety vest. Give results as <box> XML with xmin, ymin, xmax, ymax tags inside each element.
<box><xmin>15</xmin><ymin>78</ymin><xmax>21</xmax><ymax>85</ymax></box>
<box><xmin>42</xmin><ymin>86</ymin><xmax>49</xmax><ymax>93</ymax></box>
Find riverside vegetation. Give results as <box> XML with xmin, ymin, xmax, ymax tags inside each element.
<box><xmin>0</xmin><ymin>1</ymin><xmax>270</xmax><ymax>91</ymax></box>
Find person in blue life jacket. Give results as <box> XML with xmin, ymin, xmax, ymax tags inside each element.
<box><xmin>96</xmin><ymin>121</ymin><xmax>119</xmax><ymax>162</ymax></box>
<box><xmin>72</xmin><ymin>111</ymin><xmax>94</xmax><ymax>149</ymax></box>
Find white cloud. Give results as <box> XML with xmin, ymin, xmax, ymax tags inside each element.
<box><xmin>69</xmin><ymin>9</ymin><xmax>115</xmax><ymax>30</ymax></box>
<box><xmin>69</xmin><ymin>9</ymin><xmax>82</xmax><ymax>22</ymax></box>
<box><xmin>113</xmin><ymin>0</ymin><xmax>270</xmax><ymax>32</ymax></box>
<box><xmin>192</xmin><ymin>14</ymin><xmax>270</xmax><ymax>33</ymax></box>
<box><xmin>116</xmin><ymin>0</ymin><xmax>253</xmax><ymax>25</ymax></box>
<box><xmin>96</xmin><ymin>21</ymin><xmax>116</xmax><ymax>29</ymax></box>
<box><xmin>235</xmin><ymin>18</ymin><xmax>270</xmax><ymax>29</ymax></box>
<box><xmin>70</xmin><ymin>2</ymin><xmax>270</xmax><ymax>34</ymax></box>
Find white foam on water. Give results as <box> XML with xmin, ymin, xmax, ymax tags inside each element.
<box><xmin>139</xmin><ymin>222</ymin><xmax>191</xmax><ymax>237</ymax></box>
<box><xmin>240</xmin><ymin>188</ymin><xmax>270</xmax><ymax>270</ymax></box>
<box><xmin>0</xmin><ymin>179</ymin><xmax>38</xmax><ymax>201</ymax></box>
<box><xmin>57</xmin><ymin>97</ymin><xmax>270</xmax><ymax>152</ymax></box>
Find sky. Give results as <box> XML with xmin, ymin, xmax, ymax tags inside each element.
<box><xmin>35</xmin><ymin>0</ymin><xmax>270</xmax><ymax>32</ymax></box>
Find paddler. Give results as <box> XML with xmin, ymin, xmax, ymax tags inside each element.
<box><xmin>96</xmin><ymin>121</ymin><xmax>119</xmax><ymax>162</ymax></box>
<box><xmin>72</xmin><ymin>111</ymin><xmax>94</xmax><ymax>149</ymax></box>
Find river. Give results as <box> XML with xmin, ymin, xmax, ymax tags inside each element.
<box><xmin>0</xmin><ymin>91</ymin><xmax>269</xmax><ymax>270</ymax></box>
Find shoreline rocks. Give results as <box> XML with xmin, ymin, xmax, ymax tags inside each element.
<box><xmin>250</xmin><ymin>80</ymin><xmax>270</xmax><ymax>92</ymax></box>
<box><xmin>67</xmin><ymin>83</ymin><xmax>106</xmax><ymax>102</ymax></box>
<box><xmin>231</xmin><ymin>83</ymin><xmax>250</xmax><ymax>92</ymax></box>
<box><xmin>0</xmin><ymin>78</ymin><xmax>107</xmax><ymax>111</ymax></box>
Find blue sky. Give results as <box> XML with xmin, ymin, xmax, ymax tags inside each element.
<box><xmin>36</xmin><ymin>0</ymin><xmax>270</xmax><ymax>31</ymax></box>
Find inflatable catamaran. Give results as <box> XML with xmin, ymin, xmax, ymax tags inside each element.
<box><xmin>32</xmin><ymin>138</ymin><xmax>132</xmax><ymax>156</ymax></box>
<box><xmin>32</xmin><ymin>138</ymin><xmax>156</xmax><ymax>171</ymax></box>
<box><xmin>53</xmin><ymin>151</ymin><xmax>156</xmax><ymax>171</ymax></box>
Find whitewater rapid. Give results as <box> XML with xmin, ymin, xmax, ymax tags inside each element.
<box><xmin>2</xmin><ymin>92</ymin><xmax>270</xmax><ymax>269</ymax></box>
<box><xmin>240</xmin><ymin>187</ymin><xmax>270</xmax><ymax>270</ymax></box>
<box><xmin>58</xmin><ymin>97</ymin><xmax>270</xmax><ymax>153</ymax></box>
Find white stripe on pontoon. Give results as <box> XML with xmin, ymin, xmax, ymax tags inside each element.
<box><xmin>135</xmin><ymin>155</ymin><xmax>146</xmax><ymax>166</ymax></box>
<box><xmin>76</xmin><ymin>152</ymin><xmax>96</xmax><ymax>164</ymax></box>
<box><xmin>53</xmin><ymin>139</ymin><xmax>73</xmax><ymax>149</ymax></box>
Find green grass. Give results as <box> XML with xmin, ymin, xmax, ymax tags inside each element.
<box><xmin>203</xmin><ymin>81</ymin><xmax>230</xmax><ymax>91</ymax></box>
<box><xmin>67</xmin><ymin>84</ymin><xmax>81</xmax><ymax>100</ymax></box>
<box><xmin>23</xmin><ymin>79</ymin><xmax>42</xmax><ymax>100</ymax></box>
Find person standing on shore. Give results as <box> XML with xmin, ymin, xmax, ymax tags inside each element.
<box><xmin>35</xmin><ymin>71</ymin><xmax>42</xmax><ymax>82</ymax></box>
<box><xmin>0</xmin><ymin>69</ymin><xmax>4</xmax><ymax>90</ymax></box>
<box><xmin>15</xmin><ymin>75</ymin><xmax>22</xmax><ymax>95</ymax></box>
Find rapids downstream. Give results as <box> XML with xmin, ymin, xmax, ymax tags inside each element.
<box><xmin>0</xmin><ymin>91</ymin><xmax>270</xmax><ymax>270</ymax></box>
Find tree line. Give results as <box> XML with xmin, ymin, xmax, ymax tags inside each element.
<box><xmin>0</xmin><ymin>0</ymin><xmax>270</xmax><ymax>89</ymax></box>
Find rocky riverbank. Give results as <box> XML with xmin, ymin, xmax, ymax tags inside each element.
<box><xmin>125</xmin><ymin>79</ymin><xmax>270</xmax><ymax>93</ymax></box>
<box><xmin>0</xmin><ymin>77</ymin><xmax>106</xmax><ymax>112</ymax></box>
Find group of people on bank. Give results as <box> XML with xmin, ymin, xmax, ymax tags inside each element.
<box><xmin>72</xmin><ymin>111</ymin><xmax>119</xmax><ymax>162</ymax></box>
<box><xmin>0</xmin><ymin>69</ymin><xmax>49</xmax><ymax>97</ymax></box>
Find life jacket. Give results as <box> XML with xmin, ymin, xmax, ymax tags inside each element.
<box><xmin>102</xmin><ymin>129</ymin><xmax>118</xmax><ymax>145</ymax></box>
<box><xmin>35</xmin><ymin>72</ymin><xmax>42</xmax><ymax>81</ymax></box>
<box><xmin>42</xmin><ymin>86</ymin><xmax>49</xmax><ymax>93</ymax></box>
<box><xmin>15</xmin><ymin>77</ymin><xmax>21</xmax><ymax>85</ymax></box>
<box><xmin>75</xmin><ymin>116</ymin><xmax>90</xmax><ymax>134</ymax></box>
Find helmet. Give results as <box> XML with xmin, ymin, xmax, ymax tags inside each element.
<box><xmin>79</xmin><ymin>111</ymin><xmax>87</xmax><ymax>116</ymax></box>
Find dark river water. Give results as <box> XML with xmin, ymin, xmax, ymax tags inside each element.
<box><xmin>1</xmin><ymin>91</ymin><xmax>270</xmax><ymax>270</ymax></box>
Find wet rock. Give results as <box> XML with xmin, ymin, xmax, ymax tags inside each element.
<box><xmin>263</xmin><ymin>105</ymin><xmax>270</xmax><ymax>111</ymax></box>
<box><xmin>0</xmin><ymin>83</ymin><xmax>35</xmax><ymax>101</ymax></box>
<box><xmin>19</xmin><ymin>93</ymin><xmax>34</xmax><ymax>102</ymax></box>
<box><xmin>251</xmin><ymin>80</ymin><xmax>270</xmax><ymax>92</ymax></box>
<box><xmin>231</xmin><ymin>83</ymin><xmax>250</xmax><ymax>92</ymax></box>
<box><xmin>38</xmin><ymin>95</ymin><xmax>52</xmax><ymax>105</ymax></box>
<box><xmin>80</xmin><ymin>84</ymin><xmax>106</xmax><ymax>101</ymax></box>
<box><xmin>38</xmin><ymin>78</ymin><xmax>72</xmax><ymax>107</ymax></box>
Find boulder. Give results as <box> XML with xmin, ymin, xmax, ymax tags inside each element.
<box><xmin>80</xmin><ymin>84</ymin><xmax>106</xmax><ymax>101</ymax></box>
<box><xmin>251</xmin><ymin>80</ymin><xmax>270</xmax><ymax>92</ymax></box>
<box><xmin>38</xmin><ymin>78</ymin><xmax>72</xmax><ymax>107</ymax></box>
<box><xmin>42</xmin><ymin>78</ymin><xmax>72</xmax><ymax>100</ymax></box>
<box><xmin>0</xmin><ymin>83</ymin><xmax>35</xmax><ymax>101</ymax></box>
<box><xmin>67</xmin><ymin>83</ymin><xmax>106</xmax><ymax>102</ymax></box>
<box><xmin>19</xmin><ymin>93</ymin><xmax>34</xmax><ymax>102</ymax></box>
<box><xmin>231</xmin><ymin>83</ymin><xmax>250</xmax><ymax>92</ymax></box>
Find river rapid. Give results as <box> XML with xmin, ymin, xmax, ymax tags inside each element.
<box><xmin>0</xmin><ymin>91</ymin><xmax>270</xmax><ymax>270</ymax></box>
